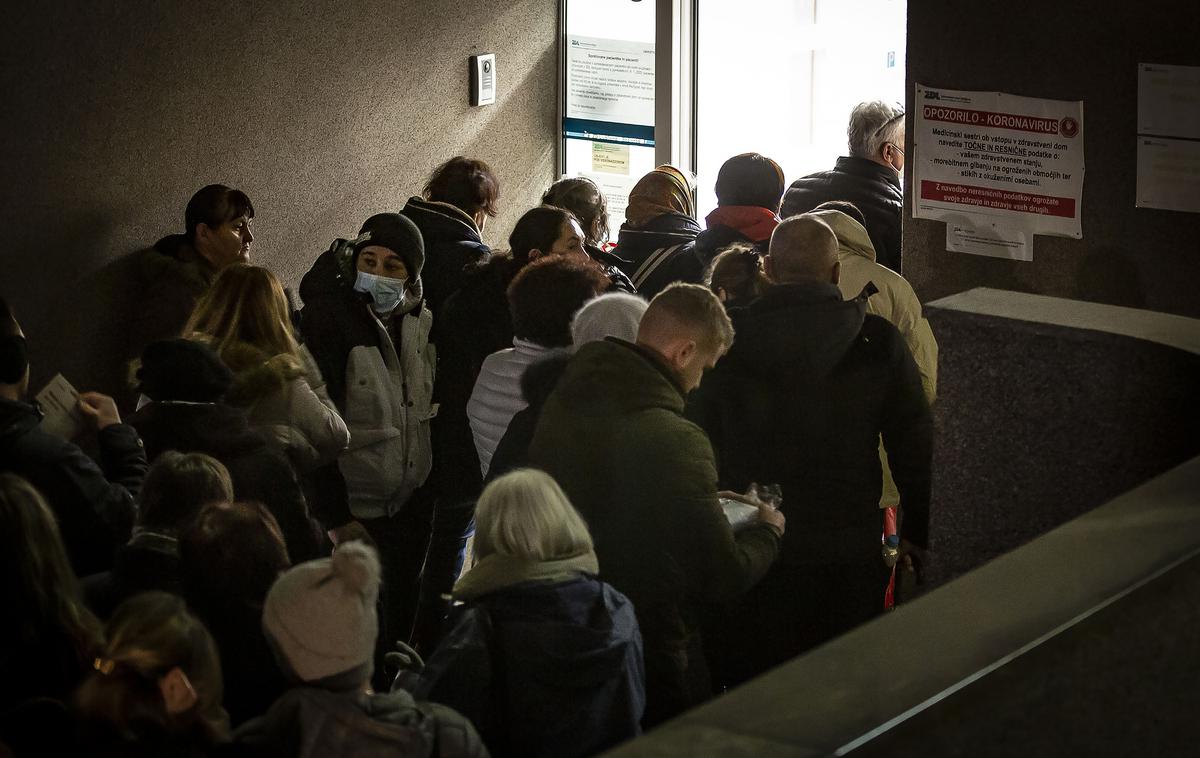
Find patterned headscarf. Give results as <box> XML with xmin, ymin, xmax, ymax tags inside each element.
<box><xmin>623</xmin><ymin>165</ymin><xmax>696</xmax><ymax>228</ymax></box>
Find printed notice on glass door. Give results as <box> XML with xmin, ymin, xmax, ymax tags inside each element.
<box><xmin>914</xmin><ymin>84</ymin><xmax>1085</xmax><ymax>242</ymax></box>
<box><xmin>567</xmin><ymin>36</ymin><xmax>655</xmax><ymax>127</ymax></box>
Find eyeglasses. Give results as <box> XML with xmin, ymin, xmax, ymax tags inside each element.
<box><xmin>872</xmin><ymin>107</ymin><xmax>905</xmax><ymax>138</ymax></box>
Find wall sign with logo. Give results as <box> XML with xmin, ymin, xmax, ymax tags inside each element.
<box><xmin>914</xmin><ymin>84</ymin><xmax>1085</xmax><ymax>260</ymax></box>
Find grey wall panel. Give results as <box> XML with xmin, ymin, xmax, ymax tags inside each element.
<box><xmin>0</xmin><ymin>0</ymin><xmax>558</xmax><ymax>398</ymax></box>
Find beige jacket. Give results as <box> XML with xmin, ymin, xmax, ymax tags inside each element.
<box><xmin>812</xmin><ymin>210</ymin><xmax>938</xmax><ymax>506</ymax></box>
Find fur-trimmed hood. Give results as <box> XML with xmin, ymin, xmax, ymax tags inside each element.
<box><xmin>218</xmin><ymin>341</ymin><xmax>305</xmax><ymax>408</ymax></box>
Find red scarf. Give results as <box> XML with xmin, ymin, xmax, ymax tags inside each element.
<box><xmin>705</xmin><ymin>205</ymin><xmax>780</xmax><ymax>242</ymax></box>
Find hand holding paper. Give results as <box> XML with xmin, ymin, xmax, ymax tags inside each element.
<box><xmin>78</xmin><ymin>391</ymin><xmax>122</xmax><ymax>431</ymax></box>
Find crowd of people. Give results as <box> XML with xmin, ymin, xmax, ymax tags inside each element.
<box><xmin>0</xmin><ymin>101</ymin><xmax>935</xmax><ymax>757</ymax></box>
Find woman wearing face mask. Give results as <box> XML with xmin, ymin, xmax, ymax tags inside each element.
<box><xmin>297</xmin><ymin>213</ymin><xmax>436</xmax><ymax>678</ymax></box>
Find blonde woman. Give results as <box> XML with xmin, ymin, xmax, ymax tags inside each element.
<box><xmin>184</xmin><ymin>264</ymin><xmax>349</xmax><ymax>473</ymax></box>
<box><xmin>405</xmin><ymin>469</ymin><xmax>645</xmax><ymax>758</ymax></box>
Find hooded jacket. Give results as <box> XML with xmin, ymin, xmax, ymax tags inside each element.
<box><xmin>413</xmin><ymin>574</ymin><xmax>644</xmax><ymax>758</ymax></box>
<box><xmin>0</xmin><ymin>398</ymin><xmax>144</xmax><ymax>575</ymax></box>
<box><xmin>612</xmin><ymin>213</ymin><xmax>703</xmax><ymax>298</ymax></box>
<box><xmin>235</xmin><ymin>686</ymin><xmax>487</xmax><ymax>758</ymax></box>
<box><xmin>528</xmin><ymin>339</ymin><xmax>780</xmax><ymax>716</ymax></box>
<box><xmin>812</xmin><ymin>210</ymin><xmax>938</xmax><ymax>508</ymax></box>
<box><xmin>127</xmin><ymin>401</ymin><xmax>320</xmax><ymax>562</ymax></box>
<box><xmin>401</xmin><ymin>197</ymin><xmax>491</xmax><ymax>320</ymax></box>
<box><xmin>784</xmin><ymin>156</ymin><xmax>904</xmax><ymax>273</ymax></box>
<box><xmin>812</xmin><ymin>210</ymin><xmax>937</xmax><ymax>403</ymax></box>
<box><xmin>298</xmin><ymin>243</ymin><xmax>435</xmax><ymax>520</ymax></box>
<box><xmin>221</xmin><ymin>341</ymin><xmax>350</xmax><ymax>472</ymax></box>
<box><xmin>687</xmin><ymin>281</ymin><xmax>932</xmax><ymax>565</ymax></box>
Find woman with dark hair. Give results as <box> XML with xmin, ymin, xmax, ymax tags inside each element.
<box><xmin>180</xmin><ymin>501</ymin><xmax>291</xmax><ymax>727</ymax></box>
<box><xmin>705</xmin><ymin>243</ymin><xmax>772</xmax><ymax>309</ymax></box>
<box><xmin>401</xmin><ymin>156</ymin><xmax>499</xmax><ymax>316</ymax></box>
<box><xmin>0</xmin><ymin>474</ymin><xmax>102</xmax><ymax>713</ymax></box>
<box><xmin>74</xmin><ymin>591</ymin><xmax>229</xmax><ymax>755</ymax></box>
<box><xmin>129</xmin><ymin>184</ymin><xmax>257</xmax><ymax>362</ymax></box>
<box><xmin>82</xmin><ymin>451</ymin><xmax>235</xmax><ymax>618</ymax></box>
<box><xmin>612</xmin><ymin>165</ymin><xmax>703</xmax><ymax>298</ymax></box>
<box><xmin>693</xmin><ymin>153</ymin><xmax>785</xmax><ymax>265</ymax></box>
<box><xmin>424</xmin><ymin>205</ymin><xmax>593</xmax><ymax>653</ymax></box>
<box><xmin>466</xmin><ymin>255</ymin><xmax>608</xmax><ymax>478</ymax></box>
<box><xmin>543</xmin><ymin>177</ymin><xmax>636</xmax><ymax>292</ymax></box>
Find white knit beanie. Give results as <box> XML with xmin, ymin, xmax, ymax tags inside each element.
<box><xmin>571</xmin><ymin>292</ymin><xmax>649</xmax><ymax>347</ymax></box>
<box><xmin>262</xmin><ymin>541</ymin><xmax>380</xmax><ymax>684</ymax></box>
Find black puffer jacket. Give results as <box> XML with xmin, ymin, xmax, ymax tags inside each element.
<box><xmin>611</xmin><ymin>214</ymin><xmax>703</xmax><ymax>298</ymax></box>
<box><xmin>0</xmin><ymin>398</ymin><xmax>143</xmax><ymax>575</ymax></box>
<box><xmin>128</xmin><ymin>401</ymin><xmax>320</xmax><ymax>562</ymax></box>
<box><xmin>401</xmin><ymin>197</ymin><xmax>491</xmax><ymax>320</ymax></box>
<box><xmin>783</xmin><ymin>157</ymin><xmax>903</xmax><ymax>273</ymax></box>
<box><xmin>687</xmin><ymin>280</ymin><xmax>931</xmax><ymax>563</ymax></box>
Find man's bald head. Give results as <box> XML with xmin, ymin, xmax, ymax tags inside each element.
<box><xmin>766</xmin><ymin>215</ymin><xmax>840</xmax><ymax>285</ymax></box>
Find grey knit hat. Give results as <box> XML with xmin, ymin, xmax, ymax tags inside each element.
<box><xmin>262</xmin><ymin>541</ymin><xmax>380</xmax><ymax>685</ymax></box>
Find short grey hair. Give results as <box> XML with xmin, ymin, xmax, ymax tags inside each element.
<box><xmin>848</xmin><ymin>101</ymin><xmax>905</xmax><ymax>159</ymax></box>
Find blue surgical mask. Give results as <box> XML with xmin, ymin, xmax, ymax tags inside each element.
<box><xmin>354</xmin><ymin>270</ymin><xmax>409</xmax><ymax>314</ymax></box>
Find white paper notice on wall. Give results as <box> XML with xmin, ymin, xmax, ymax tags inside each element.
<box><xmin>1136</xmin><ymin>137</ymin><xmax>1200</xmax><ymax>214</ymax></box>
<box><xmin>1137</xmin><ymin>63</ymin><xmax>1200</xmax><ymax>140</ymax></box>
<box><xmin>945</xmin><ymin>221</ymin><xmax>1031</xmax><ymax>261</ymax></box>
<box><xmin>914</xmin><ymin>84</ymin><xmax>1085</xmax><ymax>243</ymax></box>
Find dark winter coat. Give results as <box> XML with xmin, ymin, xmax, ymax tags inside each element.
<box><xmin>687</xmin><ymin>280</ymin><xmax>932</xmax><ymax>564</ymax></box>
<box><xmin>126</xmin><ymin>236</ymin><xmax>217</xmax><ymax>363</ymax></box>
<box><xmin>528</xmin><ymin>339</ymin><xmax>780</xmax><ymax>721</ymax></box>
<box><xmin>81</xmin><ymin>531</ymin><xmax>181</xmax><ymax>619</ymax></box>
<box><xmin>234</xmin><ymin>686</ymin><xmax>488</xmax><ymax>758</ymax></box>
<box><xmin>783</xmin><ymin>156</ymin><xmax>904</xmax><ymax>273</ymax></box>
<box><xmin>430</xmin><ymin>256</ymin><xmax>524</xmax><ymax>501</ymax></box>
<box><xmin>0</xmin><ymin>398</ymin><xmax>144</xmax><ymax>575</ymax></box>
<box><xmin>611</xmin><ymin>213</ymin><xmax>703</xmax><ymax>298</ymax></box>
<box><xmin>127</xmin><ymin>401</ymin><xmax>320</xmax><ymax>562</ymax></box>
<box><xmin>413</xmin><ymin>576</ymin><xmax>643</xmax><ymax>758</ymax></box>
<box><xmin>401</xmin><ymin>197</ymin><xmax>491</xmax><ymax>320</ymax></box>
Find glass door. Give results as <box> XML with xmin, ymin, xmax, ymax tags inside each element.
<box><xmin>560</xmin><ymin>0</ymin><xmax>659</xmax><ymax>231</ymax></box>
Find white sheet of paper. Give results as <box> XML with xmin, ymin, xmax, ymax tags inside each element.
<box><xmin>946</xmin><ymin>222</ymin><xmax>1032</xmax><ymax>261</ymax></box>
<box><xmin>1136</xmin><ymin>137</ymin><xmax>1200</xmax><ymax>213</ymax></box>
<box><xmin>1138</xmin><ymin>63</ymin><xmax>1200</xmax><ymax>140</ymax></box>
<box><xmin>35</xmin><ymin>373</ymin><xmax>83</xmax><ymax>440</ymax></box>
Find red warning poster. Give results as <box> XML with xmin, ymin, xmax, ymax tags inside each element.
<box><xmin>914</xmin><ymin>84</ymin><xmax>1085</xmax><ymax>240</ymax></box>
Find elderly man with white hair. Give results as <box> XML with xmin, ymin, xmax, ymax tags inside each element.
<box><xmin>782</xmin><ymin>101</ymin><xmax>906</xmax><ymax>273</ymax></box>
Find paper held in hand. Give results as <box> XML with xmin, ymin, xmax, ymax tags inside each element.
<box><xmin>720</xmin><ymin>498</ymin><xmax>759</xmax><ymax>532</ymax></box>
<box><xmin>35</xmin><ymin>373</ymin><xmax>83</xmax><ymax>440</ymax></box>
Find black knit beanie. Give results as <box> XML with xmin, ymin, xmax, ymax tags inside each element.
<box><xmin>136</xmin><ymin>339</ymin><xmax>233</xmax><ymax>402</ymax></box>
<box><xmin>353</xmin><ymin>213</ymin><xmax>425</xmax><ymax>279</ymax></box>
<box><xmin>714</xmin><ymin>152</ymin><xmax>786</xmax><ymax>210</ymax></box>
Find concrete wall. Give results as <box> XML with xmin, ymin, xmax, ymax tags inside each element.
<box><xmin>0</xmin><ymin>0</ymin><xmax>558</xmax><ymax>397</ymax></box>
<box><xmin>904</xmin><ymin>0</ymin><xmax>1200</xmax><ymax>318</ymax></box>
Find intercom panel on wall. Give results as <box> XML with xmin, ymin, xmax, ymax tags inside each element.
<box><xmin>470</xmin><ymin>53</ymin><xmax>496</xmax><ymax>106</ymax></box>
